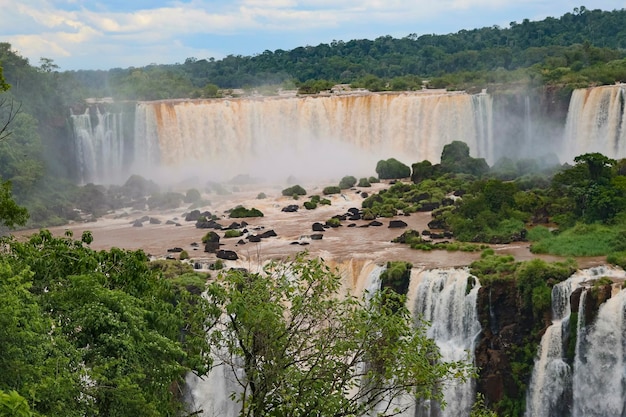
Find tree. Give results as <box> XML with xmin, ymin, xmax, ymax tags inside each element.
<box><xmin>204</xmin><ymin>254</ymin><xmax>471</xmax><ymax>417</ymax></box>
<box><xmin>0</xmin><ymin>57</ymin><xmax>22</xmax><ymax>142</ymax></box>
<box><xmin>1</xmin><ymin>231</ymin><xmax>211</xmax><ymax>416</ymax></box>
<box><xmin>0</xmin><ymin>181</ymin><xmax>28</xmax><ymax>230</ymax></box>
<box><xmin>376</xmin><ymin>158</ymin><xmax>411</xmax><ymax>179</ymax></box>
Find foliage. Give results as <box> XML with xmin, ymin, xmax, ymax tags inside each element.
<box><xmin>380</xmin><ymin>261</ymin><xmax>412</xmax><ymax>295</ymax></box>
<box><xmin>376</xmin><ymin>158</ymin><xmax>411</xmax><ymax>179</ymax></box>
<box><xmin>281</xmin><ymin>184</ymin><xmax>306</xmax><ymax>196</ymax></box>
<box><xmin>530</xmin><ymin>222</ymin><xmax>626</xmax><ymax>256</ymax></box>
<box><xmin>440</xmin><ymin>141</ymin><xmax>489</xmax><ymax>177</ymax></box>
<box><xmin>0</xmin><ymin>231</ymin><xmax>211</xmax><ymax>416</ymax></box>
<box><xmin>338</xmin><ymin>175</ymin><xmax>357</xmax><ymax>189</ymax></box>
<box><xmin>224</xmin><ymin>229</ymin><xmax>243</xmax><ymax>238</ymax></box>
<box><xmin>0</xmin><ymin>181</ymin><xmax>28</xmax><ymax>230</ymax></box>
<box><xmin>303</xmin><ymin>201</ymin><xmax>317</xmax><ymax>210</ymax></box>
<box><xmin>326</xmin><ymin>217</ymin><xmax>341</xmax><ymax>227</ymax></box>
<box><xmin>229</xmin><ymin>206</ymin><xmax>264</xmax><ymax>218</ymax></box>
<box><xmin>205</xmin><ymin>254</ymin><xmax>472</xmax><ymax>417</ymax></box>
<box><xmin>323</xmin><ymin>185</ymin><xmax>341</xmax><ymax>195</ymax></box>
<box><xmin>0</xmin><ymin>390</ymin><xmax>34</xmax><ymax>417</ymax></box>
<box><xmin>358</xmin><ymin>177</ymin><xmax>372</xmax><ymax>187</ymax></box>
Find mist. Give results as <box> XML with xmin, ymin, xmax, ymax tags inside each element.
<box><xmin>69</xmin><ymin>85</ymin><xmax>626</xmax><ymax>193</ymax></box>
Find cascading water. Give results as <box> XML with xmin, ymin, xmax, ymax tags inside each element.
<box><xmin>572</xmin><ymin>283</ymin><xmax>626</xmax><ymax>416</ymax></box>
<box><xmin>71</xmin><ymin>107</ymin><xmax>126</xmax><ymax>184</ymax></box>
<box><xmin>408</xmin><ymin>268</ymin><xmax>482</xmax><ymax>417</ymax></box>
<box><xmin>525</xmin><ymin>266</ymin><xmax>626</xmax><ymax>417</ymax></box>
<box><xmin>72</xmin><ymin>91</ymin><xmax>494</xmax><ymax>184</ymax></box>
<box><xmin>563</xmin><ymin>84</ymin><xmax>626</xmax><ymax>163</ymax></box>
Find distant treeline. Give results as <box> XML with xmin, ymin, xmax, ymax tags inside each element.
<box><xmin>59</xmin><ymin>6</ymin><xmax>626</xmax><ymax>99</ymax></box>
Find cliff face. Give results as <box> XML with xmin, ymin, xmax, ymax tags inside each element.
<box><xmin>474</xmin><ymin>281</ymin><xmax>550</xmax><ymax>413</ymax></box>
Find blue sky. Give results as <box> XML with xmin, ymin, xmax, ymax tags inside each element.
<box><xmin>1</xmin><ymin>1</ymin><xmax>624</xmax><ymax>71</ymax></box>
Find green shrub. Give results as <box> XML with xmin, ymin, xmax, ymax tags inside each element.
<box><xmin>339</xmin><ymin>176</ymin><xmax>357</xmax><ymax>189</ymax></box>
<box><xmin>209</xmin><ymin>259</ymin><xmax>224</xmax><ymax>270</ymax></box>
<box><xmin>229</xmin><ymin>206</ymin><xmax>264</xmax><ymax>218</ymax></box>
<box><xmin>527</xmin><ymin>225</ymin><xmax>552</xmax><ymax>241</ymax></box>
<box><xmin>323</xmin><ymin>186</ymin><xmax>341</xmax><ymax>195</ymax></box>
<box><xmin>201</xmin><ymin>231</ymin><xmax>220</xmax><ymax>244</ymax></box>
<box><xmin>326</xmin><ymin>218</ymin><xmax>341</xmax><ymax>227</ymax></box>
<box><xmin>319</xmin><ymin>198</ymin><xmax>331</xmax><ymax>205</ymax></box>
<box><xmin>310</xmin><ymin>195</ymin><xmax>321</xmax><ymax>203</ymax></box>
<box><xmin>369</xmin><ymin>176</ymin><xmax>380</xmax><ymax>183</ymax></box>
<box><xmin>607</xmin><ymin>250</ymin><xmax>626</xmax><ymax>269</ymax></box>
<box><xmin>303</xmin><ymin>201</ymin><xmax>317</xmax><ymax>210</ymax></box>
<box><xmin>375</xmin><ymin>158</ymin><xmax>411</xmax><ymax>179</ymax></box>
<box><xmin>257</xmin><ymin>192</ymin><xmax>267</xmax><ymax>199</ymax></box>
<box><xmin>179</xmin><ymin>250</ymin><xmax>190</xmax><ymax>260</ymax></box>
<box><xmin>358</xmin><ymin>178</ymin><xmax>371</xmax><ymax>187</ymax></box>
<box><xmin>530</xmin><ymin>222</ymin><xmax>622</xmax><ymax>256</ymax></box>
<box><xmin>224</xmin><ymin>229</ymin><xmax>243</xmax><ymax>238</ymax></box>
<box><xmin>282</xmin><ymin>185</ymin><xmax>306</xmax><ymax>196</ymax></box>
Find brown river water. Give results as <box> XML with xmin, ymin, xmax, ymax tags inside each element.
<box><xmin>13</xmin><ymin>182</ymin><xmax>605</xmax><ymax>271</ymax></box>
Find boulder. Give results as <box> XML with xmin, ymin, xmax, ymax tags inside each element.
<box><xmin>167</xmin><ymin>247</ymin><xmax>184</xmax><ymax>253</ymax></box>
<box><xmin>227</xmin><ymin>222</ymin><xmax>242</xmax><ymax>229</ymax></box>
<box><xmin>259</xmin><ymin>229</ymin><xmax>277</xmax><ymax>238</ymax></box>
<box><xmin>312</xmin><ymin>222</ymin><xmax>325</xmax><ymax>232</ymax></box>
<box><xmin>388</xmin><ymin>220</ymin><xmax>408</xmax><ymax>228</ymax></box>
<box><xmin>310</xmin><ymin>234</ymin><xmax>323</xmax><ymax>240</ymax></box>
<box><xmin>216</xmin><ymin>250</ymin><xmax>238</xmax><ymax>261</ymax></box>
<box><xmin>368</xmin><ymin>220</ymin><xmax>383</xmax><ymax>227</ymax></box>
<box><xmin>203</xmin><ymin>231</ymin><xmax>220</xmax><ymax>253</ymax></box>
<box><xmin>281</xmin><ymin>204</ymin><xmax>299</xmax><ymax>213</ymax></box>
<box><xmin>196</xmin><ymin>219</ymin><xmax>223</xmax><ymax>229</ymax></box>
<box><xmin>149</xmin><ymin>217</ymin><xmax>161</xmax><ymax>224</ymax></box>
<box><xmin>185</xmin><ymin>210</ymin><xmax>202</xmax><ymax>221</ymax></box>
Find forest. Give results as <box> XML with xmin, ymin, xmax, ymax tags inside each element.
<box><xmin>2</xmin><ymin>5</ymin><xmax>626</xmax><ymax>417</ymax></box>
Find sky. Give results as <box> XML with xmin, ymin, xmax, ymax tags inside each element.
<box><xmin>1</xmin><ymin>1</ymin><xmax>625</xmax><ymax>71</ymax></box>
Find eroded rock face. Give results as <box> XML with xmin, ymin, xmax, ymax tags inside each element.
<box><xmin>474</xmin><ymin>281</ymin><xmax>546</xmax><ymax>407</ymax></box>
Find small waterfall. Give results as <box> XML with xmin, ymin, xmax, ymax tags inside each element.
<box><xmin>408</xmin><ymin>268</ymin><xmax>482</xmax><ymax>417</ymax></box>
<box><xmin>525</xmin><ymin>266</ymin><xmax>626</xmax><ymax>417</ymax></box>
<box><xmin>572</xmin><ymin>286</ymin><xmax>626</xmax><ymax>416</ymax></box>
<box><xmin>70</xmin><ymin>107</ymin><xmax>126</xmax><ymax>184</ymax></box>
<box><xmin>563</xmin><ymin>84</ymin><xmax>626</xmax><ymax>163</ymax></box>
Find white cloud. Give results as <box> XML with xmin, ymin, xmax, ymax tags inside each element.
<box><xmin>1</xmin><ymin>0</ymin><xmax>624</xmax><ymax>70</ymax></box>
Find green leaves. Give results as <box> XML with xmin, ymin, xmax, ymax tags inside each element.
<box><xmin>206</xmin><ymin>253</ymin><xmax>472</xmax><ymax>417</ymax></box>
<box><xmin>0</xmin><ymin>231</ymin><xmax>211</xmax><ymax>416</ymax></box>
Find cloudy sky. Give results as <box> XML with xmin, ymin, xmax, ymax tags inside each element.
<box><xmin>1</xmin><ymin>0</ymin><xmax>624</xmax><ymax>71</ymax></box>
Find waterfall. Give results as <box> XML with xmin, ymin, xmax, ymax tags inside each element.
<box><xmin>408</xmin><ymin>268</ymin><xmax>482</xmax><ymax>417</ymax></box>
<box><xmin>70</xmin><ymin>107</ymin><xmax>126</xmax><ymax>184</ymax></box>
<box><xmin>525</xmin><ymin>266</ymin><xmax>626</xmax><ymax>417</ymax></box>
<box><xmin>128</xmin><ymin>91</ymin><xmax>493</xmax><ymax>183</ymax></box>
<box><xmin>563</xmin><ymin>84</ymin><xmax>626</xmax><ymax>163</ymax></box>
<box><xmin>572</xmin><ymin>285</ymin><xmax>626</xmax><ymax>416</ymax></box>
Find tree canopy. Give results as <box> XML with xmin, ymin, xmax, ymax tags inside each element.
<box><xmin>203</xmin><ymin>254</ymin><xmax>472</xmax><ymax>417</ymax></box>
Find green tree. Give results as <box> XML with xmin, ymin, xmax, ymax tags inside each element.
<box><xmin>376</xmin><ymin>158</ymin><xmax>411</xmax><ymax>179</ymax></box>
<box><xmin>205</xmin><ymin>254</ymin><xmax>471</xmax><ymax>417</ymax></box>
<box><xmin>0</xmin><ymin>181</ymin><xmax>28</xmax><ymax>230</ymax></box>
<box><xmin>1</xmin><ymin>231</ymin><xmax>211</xmax><ymax>416</ymax></box>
